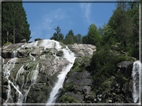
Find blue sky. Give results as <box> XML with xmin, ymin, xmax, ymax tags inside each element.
<box><xmin>23</xmin><ymin>2</ymin><xmax>116</xmax><ymax>42</ymax></box>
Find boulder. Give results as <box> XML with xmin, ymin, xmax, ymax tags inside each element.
<box><xmin>20</xmin><ymin>39</ymin><xmax>26</xmax><ymax>43</ymax></box>
<box><xmin>35</xmin><ymin>38</ymin><xmax>42</xmax><ymax>41</ymax></box>
<box><xmin>117</xmin><ymin>61</ymin><xmax>133</xmax><ymax>69</ymax></box>
<box><xmin>31</xmin><ymin>48</ymin><xmax>41</xmax><ymax>56</ymax></box>
<box><xmin>2</xmin><ymin>50</ymin><xmax>12</xmax><ymax>58</ymax></box>
<box><xmin>117</xmin><ymin>61</ymin><xmax>133</xmax><ymax>78</ymax></box>
<box><xmin>17</xmin><ymin>49</ymin><xmax>29</xmax><ymax>58</ymax></box>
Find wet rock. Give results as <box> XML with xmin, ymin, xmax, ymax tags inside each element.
<box><xmin>2</xmin><ymin>50</ymin><xmax>12</xmax><ymax>58</ymax></box>
<box><xmin>17</xmin><ymin>49</ymin><xmax>29</xmax><ymax>58</ymax></box>
<box><xmin>56</xmin><ymin>50</ymin><xmax>63</xmax><ymax>57</ymax></box>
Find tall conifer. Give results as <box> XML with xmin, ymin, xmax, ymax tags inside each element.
<box><xmin>2</xmin><ymin>0</ymin><xmax>31</xmax><ymax>45</ymax></box>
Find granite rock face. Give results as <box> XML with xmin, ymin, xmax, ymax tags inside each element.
<box><xmin>68</xmin><ymin>43</ymin><xmax>96</xmax><ymax>57</ymax></box>
<box><xmin>1</xmin><ymin>40</ymin><xmax>97</xmax><ymax>104</ymax></box>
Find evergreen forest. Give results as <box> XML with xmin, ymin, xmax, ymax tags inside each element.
<box><xmin>50</xmin><ymin>1</ymin><xmax>140</xmax><ymax>60</ymax></box>
<box><xmin>2</xmin><ymin>0</ymin><xmax>31</xmax><ymax>45</ymax></box>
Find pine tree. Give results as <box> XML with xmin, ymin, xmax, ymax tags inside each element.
<box><xmin>2</xmin><ymin>1</ymin><xmax>31</xmax><ymax>45</ymax></box>
<box><xmin>108</xmin><ymin>2</ymin><xmax>133</xmax><ymax>51</ymax></box>
<box><xmin>75</xmin><ymin>34</ymin><xmax>82</xmax><ymax>44</ymax></box>
<box><xmin>82</xmin><ymin>24</ymin><xmax>101</xmax><ymax>47</ymax></box>
<box><xmin>50</xmin><ymin>26</ymin><xmax>64</xmax><ymax>41</ymax></box>
<box><xmin>64</xmin><ymin>30</ymin><xmax>75</xmax><ymax>44</ymax></box>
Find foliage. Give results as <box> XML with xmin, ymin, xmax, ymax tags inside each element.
<box><xmin>103</xmin><ymin>1</ymin><xmax>139</xmax><ymax>59</ymax></box>
<box><xmin>63</xmin><ymin>82</ymin><xmax>74</xmax><ymax>92</ymax></box>
<box><xmin>59</xmin><ymin>94</ymin><xmax>79</xmax><ymax>103</ymax></box>
<box><xmin>82</xmin><ymin>24</ymin><xmax>101</xmax><ymax>48</ymax></box>
<box><xmin>63</xmin><ymin>30</ymin><xmax>76</xmax><ymax>44</ymax></box>
<box><xmin>101</xmin><ymin>24</ymin><xmax>116</xmax><ymax>45</ymax></box>
<box><xmin>74</xmin><ymin>34</ymin><xmax>82</xmax><ymax>44</ymax></box>
<box><xmin>2</xmin><ymin>1</ymin><xmax>31</xmax><ymax>45</ymax></box>
<box><xmin>50</xmin><ymin>26</ymin><xmax>64</xmax><ymax>42</ymax></box>
<box><xmin>90</xmin><ymin>45</ymin><xmax>133</xmax><ymax>90</ymax></box>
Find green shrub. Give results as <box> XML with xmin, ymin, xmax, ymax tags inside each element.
<box><xmin>90</xmin><ymin>45</ymin><xmax>134</xmax><ymax>90</ymax></box>
<box><xmin>59</xmin><ymin>94</ymin><xmax>79</xmax><ymax>103</ymax></box>
<box><xmin>64</xmin><ymin>82</ymin><xmax>74</xmax><ymax>92</ymax></box>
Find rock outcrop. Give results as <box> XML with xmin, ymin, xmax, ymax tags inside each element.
<box><xmin>68</xmin><ymin>43</ymin><xmax>96</xmax><ymax>57</ymax></box>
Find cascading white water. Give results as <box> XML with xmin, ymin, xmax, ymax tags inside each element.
<box><xmin>3</xmin><ymin>39</ymin><xmax>76</xmax><ymax>105</ymax></box>
<box><xmin>29</xmin><ymin>52</ymin><xmax>36</xmax><ymax>61</ymax></box>
<box><xmin>3</xmin><ymin>58</ymin><xmax>18</xmax><ymax>105</ymax></box>
<box><xmin>46</xmin><ymin>46</ymin><xmax>76</xmax><ymax>104</ymax></box>
<box><xmin>12</xmin><ymin>50</ymin><xmax>17</xmax><ymax>58</ymax></box>
<box><xmin>31</xmin><ymin>63</ymin><xmax>39</xmax><ymax>84</ymax></box>
<box><xmin>132</xmin><ymin>60</ymin><xmax>142</xmax><ymax>103</ymax></box>
<box><xmin>15</xmin><ymin>65</ymin><xmax>24</xmax><ymax>81</ymax></box>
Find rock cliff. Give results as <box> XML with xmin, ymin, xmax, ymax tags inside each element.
<box><xmin>1</xmin><ymin>39</ymin><xmax>96</xmax><ymax>104</ymax></box>
<box><xmin>1</xmin><ymin>39</ymin><xmax>139</xmax><ymax>105</ymax></box>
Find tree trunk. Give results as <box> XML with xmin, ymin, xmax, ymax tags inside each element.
<box><xmin>13</xmin><ymin>11</ymin><xmax>15</xmax><ymax>44</ymax></box>
<box><xmin>7</xmin><ymin>31</ymin><xmax>9</xmax><ymax>42</ymax></box>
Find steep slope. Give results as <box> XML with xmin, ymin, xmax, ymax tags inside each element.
<box><xmin>58</xmin><ymin>45</ymin><xmax>140</xmax><ymax>103</ymax></box>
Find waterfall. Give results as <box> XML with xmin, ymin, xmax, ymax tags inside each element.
<box><xmin>11</xmin><ymin>47</ymin><xmax>22</xmax><ymax>58</ymax></box>
<box><xmin>15</xmin><ymin>65</ymin><xmax>24</xmax><ymax>81</ymax></box>
<box><xmin>11</xmin><ymin>50</ymin><xmax>17</xmax><ymax>58</ymax></box>
<box><xmin>3</xmin><ymin>58</ymin><xmax>18</xmax><ymax>105</ymax></box>
<box><xmin>31</xmin><ymin>63</ymin><xmax>39</xmax><ymax>84</ymax></box>
<box><xmin>3</xmin><ymin>58</ymin><xmax>24</xmax><ymax>106</ymax></box>
<box><xmin>29</xmin><ymin>52</ymin><xmax>36</xmax><ymax>61</ymax></box>
<box><xmin>132</xmin><ymin>60</ymin><xmax>142</xmax><ymax>103</ymax></box>
<box><xmin>3</xmin><ymin>58</ymin><xmax>17</xmax><ymax>80</ymax></box>
<box><xmin>2</xmin><ymin>39</ymin><xmax>76</xmax><ymax>105</ymax></box>
<box><xmin>46</xmin><ymin>46</ymin><xmax>76</xmax><ymax>104</ymax></box>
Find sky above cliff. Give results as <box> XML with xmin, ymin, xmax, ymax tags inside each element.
<box><xmin>23</xmin><ymin>2</ymin><xmax>116</xmax><ymax>41</ymax></box>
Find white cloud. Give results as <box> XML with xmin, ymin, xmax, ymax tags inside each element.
<box><xmin>30</xmin><ymin>8</ymin><xmax>66</xmax><ymax>41</ymax></box>
<box><xmin>80</xmin><ymin>3</ymin><xmax>92</xmax><ymax>24</ymax></box>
